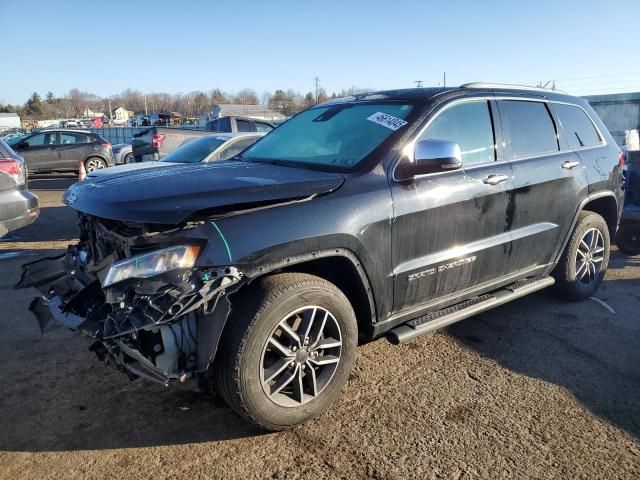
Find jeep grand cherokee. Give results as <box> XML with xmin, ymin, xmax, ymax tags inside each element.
<box><xmin>17</xmin><ymin>84</ymin><xmax>624</xmax><ymax>430</ymax></box>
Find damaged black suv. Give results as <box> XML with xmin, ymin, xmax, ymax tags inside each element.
<box><xmin>18</xmin><ymin>84</ymin><xmax>625</xmax><ymax>430</ymax></box>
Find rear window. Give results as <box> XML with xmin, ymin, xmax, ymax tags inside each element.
<box><xmin>160</xmin><ymin>136</ymin><xmax>226</xmax><ymax>163</ymax></box>
<box><xmin>554</xmin><ymin>103</ymin><xmax>602</xmax><ymax>149</ymax></box>
<box><xmin>498</xmin><ymin>100</ymin><xmax>559</xmax><ymax>158</ymax></box>
<box><xmin>236</xmin><ymin>119</ymin><xmax>253</xmax><ymax>132</ymax></box>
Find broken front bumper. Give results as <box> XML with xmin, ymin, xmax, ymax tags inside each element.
<box><xmin>16</xmin><ymin>247</ymin><xmax>242</xmax><ymax>387</ymax></box>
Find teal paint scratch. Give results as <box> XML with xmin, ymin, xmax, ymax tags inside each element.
<box><xmin>210</xmin><ymin>221</ymin><xmax>233</xmax><ymax>263</ymax></box>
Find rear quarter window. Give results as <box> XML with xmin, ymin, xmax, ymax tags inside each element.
<box><xmin>553</xmin><ymin>103</ymin><xmax>602</xmax><ymax>149</ymax></box>
<box><xmin>498</xmin><ymin>100</ymin><xmax>559</xmax><ymax>159</ymax></box>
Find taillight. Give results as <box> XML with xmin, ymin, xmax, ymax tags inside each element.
<box><xmin>0</xmin><ymin>158</ymin><xmax>25</xmax><ymax>185</ymax></box>
<box><xmin>152</xmin><ymin>134</ymin><xmax>165</xmax><ymax>149</ymax></box>
<box><xmin>101</xmin><ymin>142</ymin><xmax>111</xmax><ymax>149</ymax></box>
<box><xmin>618</xmin><ymin>151</ymin><xmax>626</xmax><ymax>168</ymax></box>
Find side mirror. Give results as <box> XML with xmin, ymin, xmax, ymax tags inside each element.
<box><xmin>399</xmin><ymin>139</ymin><xmax>463</xmax><ymax>178</ymax></box>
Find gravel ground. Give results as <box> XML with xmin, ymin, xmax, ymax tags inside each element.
<box><xmin>0</xmin><ymin>174</ymin><xmax>639</xmax><ymax>480</ymax></box>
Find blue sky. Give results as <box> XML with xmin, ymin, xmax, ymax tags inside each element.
<box><xmin>2</xmin><ymin>0</ymin><xmax>639</xmax><ymax>104</ymax></box>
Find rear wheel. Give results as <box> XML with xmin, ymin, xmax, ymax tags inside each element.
<box><xmin>552</xmin><ymin>211</ymin><xmax>610</xmax><ymax>300</ymax></box>
<box><xmin>84</xmin><ymin>157</ymin><xmax>106</xmax><ymax>172</ymax></box>
<box><xmin>213</xmin><ymin>273</ymin><xmax>357</xmax><ymax>430</ymax></box>
<box><xmin>616</xmin><ymin>223</ymin><xmax>640</xmax><ymax>255</ymax></box>
<box><xmin>123</xmin><ymin>153</ymin><xmax>132</xmax><ymax>164</ymax></box>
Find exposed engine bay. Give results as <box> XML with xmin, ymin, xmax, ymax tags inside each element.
<box><xmin>16</xmin><ymin>213</ymin><xmax>242</xmax><ymax>388</ymax></box>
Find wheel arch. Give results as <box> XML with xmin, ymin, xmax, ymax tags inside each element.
<box><xmin>235</xmin><ymin>249</ymin><xmax>377</xmax><ymax>340</ymax></box>
<box><xmin>581</xmin><ymin>193</ymin><xmax>619</xmax><ymax>238</ymax></box>
<box><xmin>553</xmin><ymin>192</ymin><xmax>619</xmax><ymax>265</ymax></box>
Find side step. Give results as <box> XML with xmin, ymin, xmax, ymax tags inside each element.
<box><xmin>387</xmin><ymin>275</ymin><xmax>555</xmax><ymax>344</ymax></box>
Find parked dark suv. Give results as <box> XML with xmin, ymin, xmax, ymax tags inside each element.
<box><xmin>18</xmin><ymin>84</ymin><xmax>624</xmax><ymax>430</ymax></box>
<box><xmin>11</xmin><ymin>129</ymin><xmax>114</xmax><ymax>173</ymax></box>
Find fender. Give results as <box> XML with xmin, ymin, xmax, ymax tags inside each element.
<box><xmin>240</xmin><ymin>247</ymin><xmax>378</xmax><ymax>325</ymax></box>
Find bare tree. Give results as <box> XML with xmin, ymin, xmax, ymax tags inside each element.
<box><xmin>232</xmin><ymin>88</ymin><xmax>259</xmax><ymax>105</ymax></box>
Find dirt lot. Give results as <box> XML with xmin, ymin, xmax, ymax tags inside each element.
<box><xmin>1</xmin><ymin>174</ymin><xmax>639</xmax><ymax>480</ymax></box>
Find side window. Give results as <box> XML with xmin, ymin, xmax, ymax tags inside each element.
<box><xmin>255</xmin><ymin>122</ymin><xmax>273</xmax><ymax>133</ymax></box>
<box><xmin>236</xmin><ymin>119</ymin><xmax>253</xmax><ymax>133</ymax></box>
<box><xmin>418</xmin><ymin>101</ymin><xmax>495</xmax><ymax>165</ymax></box>
<box><xmin>25</xmin><ymin>134</ymin><xmax>46</xmax><ymax>146</ymax></box>
<box><xmin>25</xmin><ymin>133</ymin><xmax>55</xmax><ymax>145</ymax></box>
<box><xmin>553</xmin><ymin>103</ymin><xmax>602</xmax><ymax>149</ymax></box>
<box><xmin>218</xmin><ymin>137</ymin><xmax>258</xmax><ymax>160</ymax></box>
<box><xmin>498</xmin><ymin>100</ymin><xmax>559</xmax><ymax>158</ymax></box>
<box><xmin>59</xmin><ymin>134</ymin><xmax>74</xmax><ymax>144</ymax></box>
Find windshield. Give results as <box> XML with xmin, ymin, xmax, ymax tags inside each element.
<box><xmin>242</xmin><ymin>102</ymin><xmax>414</xmax><ymax>170</ymax></box>
<box><xmin>160</xmin><ymin>136</ymin><xmax>226</xmax><ymax>163</ymax></box>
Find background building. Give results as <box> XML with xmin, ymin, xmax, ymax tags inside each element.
<box><xmin>0</xmin><ymin>113</ymin><xmax>21</xmax><ymax>131</ymax></box>
<box><xmin>584</xmin><ymin>92</ymin><xmax>640</xmax><ymax>147</ymax></box>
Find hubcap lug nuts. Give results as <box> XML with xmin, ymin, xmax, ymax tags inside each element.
<box><xmin>301</xmin><ymin>364</ymin><xmax>306</xmax><ymax>370</ymax></box>
<box><xmin>292</xmin><ymin>346</ymin><xmax>297</xmax><ymax>352</ymax></box>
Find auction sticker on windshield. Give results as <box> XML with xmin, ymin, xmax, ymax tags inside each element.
<box><xmin>366</xmin><ymin>112</ymin><xmax>408</xmax><ymax>131</ymax></box>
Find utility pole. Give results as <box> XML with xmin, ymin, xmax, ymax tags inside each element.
<box><xmin>414</xmin><ymin>80</ymin><xmax>423</xmax><ymax>88</ymax></box>
<box><xmin>144</xmin><ymin>95</ymin><xmax>148</xmax><ymax>115</ymax></box>
<box><xmin>108</xmin><ymin>98</ymin><xmax>112</xmax><ymax>123</ymax></box>
<box><xmin>443</xmin><ymin>72</ymin><xmax>446</xmax><ymax>88</ymax></box>
<box><xmin>314</xmin><ymin>76</ymin><xmax>320</xmax><ymax>104</ymax></box>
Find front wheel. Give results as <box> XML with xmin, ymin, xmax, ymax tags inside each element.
<box><xmin>552</xmin><ymin>211</ymin><xmax>610</xmax><ymax>300</ymax></box>
<box><xmin>213</xmin><ymin>273</ymin><xmax>357</xmax><ymax>430</ymax></box>
<box><xmin>123</xmin><ymin>153</ymin><xmax>132</xmax><ymax>164</ymax></box>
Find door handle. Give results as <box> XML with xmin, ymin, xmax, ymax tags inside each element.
<box><xmin>483</xmin><ymin>174</ymin><xmax>509</xmax><ymax>185</ymax></box>
<box><xmin>561</xmin><ymin>160</ymin><xmax>580</xmax><ymax>170</ymax></box>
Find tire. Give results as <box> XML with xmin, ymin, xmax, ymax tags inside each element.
<box><xmin>123</xmin><ymin>153</ymin><xmax>132</xmax><ymax>164</ymax></box>
<box><xmin>213</xmin><ymin>273</ymin><xmax>357</xmax><ymax>430</ymax></box>
<box><xmin>552</xmin><ymin>211</ymin><xmax>610</xmax><ymax>300</ymax></box>
<box><xmin>616</xmin><ymin>223</ymin><xmax>640</xmax><ymax>256</ymax></box>
<box><xmin>84</xmin><ymin>157</ymin><xmax>107</xmax><ymax>172</ymax></box>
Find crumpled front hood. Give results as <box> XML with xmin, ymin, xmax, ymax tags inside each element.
<box><xmin>64</xmin><ymin>160</ymin><xmax>344</xmax><ymax>224</ymax></box>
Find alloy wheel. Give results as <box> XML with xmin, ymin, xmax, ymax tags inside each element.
<box><xmin>85</xmin><ymin>159</ymin><xmax>105</xmax><ymax>172</ymax></box>
<box><xmin>575</xmin><ymin>227</ymin><xmax>605</xmax><ymax>287</ymax></box>
<box><xmin>260</xmin><ymin>306</ymin><xmax>342</xmax><ymax>407</ymax></box>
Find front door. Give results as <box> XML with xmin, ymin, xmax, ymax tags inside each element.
<box><xmin>390</xmin><ymin>98</ymin><xmax>514</xmax><ymax>313</ymax></box>
<box><xmin>15</xmin><ymin>131</ymin><xmax>57</xmax><ymax>172</ymax></box>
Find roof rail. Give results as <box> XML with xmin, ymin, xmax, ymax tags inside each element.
<box><xmin>461</xmin><ymin>82</ymin><xmax>567</xmax><ymax>94</ymax></box>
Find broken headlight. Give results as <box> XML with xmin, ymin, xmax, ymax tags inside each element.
<box><xmin>103</xmin><ymin>245</ymin><xmax>200</xmax><ymax>287</ymax></box>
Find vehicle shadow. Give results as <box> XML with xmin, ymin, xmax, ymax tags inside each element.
<box><xmin>28</xmin><ymin>173</ymin><xmax>78</xmax><ymax>191</ymax></box>
<box><xmin>447</xmin><ymin>275</ymin><xmax>640</xmax><ymax>439</ymax></box>
<box><xmin>0</xmin><ymin>329</ymin><xmax>264</xmax><ymax>452</ymax></box>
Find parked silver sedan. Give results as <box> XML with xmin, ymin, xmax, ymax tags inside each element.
<box><xmin>86</xmin><ymin>132</ymin><xmax>265</xmax><ymax>179</ymax></box>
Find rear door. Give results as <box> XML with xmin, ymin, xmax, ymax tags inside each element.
<box><xmin>496</xmin><ymin>98</ymin><xmax>589</xmax><ymax>273</ymax></box>
<box><xmin>57</xmin><ymin>132</ymin><xmax>93</xmax><ymax>169</ymax></box>
<box><xmin>390</xmin><ymin>98</ymin><xmax>515</xmax><ymax>313</ymax></box>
